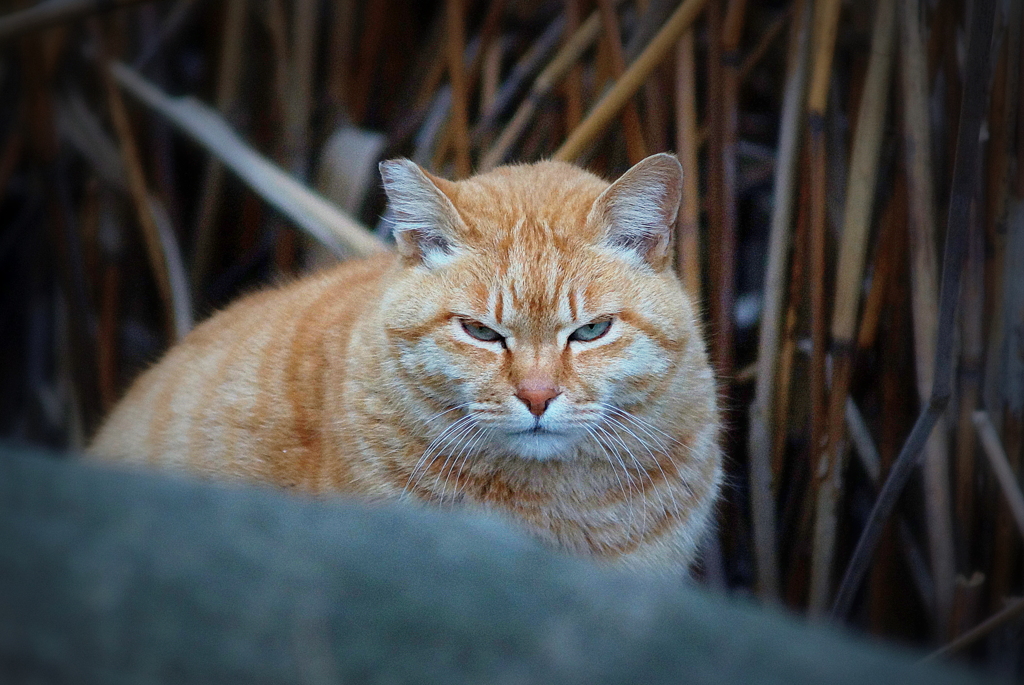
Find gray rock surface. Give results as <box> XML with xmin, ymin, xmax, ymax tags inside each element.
<box><xmin>0</xmin><ymin>443</ymin><xmax>988</xmax><ymax>684</ymax></box>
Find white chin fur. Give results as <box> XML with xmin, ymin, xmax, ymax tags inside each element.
<box><xmin>505</xmin><ymin>431</ymin><xmax>578</xmax><ymax>460</ymax></box>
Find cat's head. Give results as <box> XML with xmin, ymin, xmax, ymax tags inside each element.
<box><xmin>378</xmin><ymin>154</ymin><xmax>700</xmax><ymax>461</ymax></box>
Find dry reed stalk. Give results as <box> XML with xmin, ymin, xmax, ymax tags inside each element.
<box><xmin>189</xmin><ymin>0</ymin><xmax>245</xmax><ymax>292</ymax></box>
<box><xmin>803</xmin><ymin>0</ymin><xmax>842</xmax><ymax>618</ymax></box>
<box><xmin>479</xmin><ymin>9</ymin><xmax>602</xmax><ymax>171</ymax></box>
<box><xmin>109</xmin><ymin>62</ymin><xmax>386</xmax><ymax>259</ymax></box>
<box><xmin>563</xmin><ymin>0</ymin><xmax>584</xmax><ymax>131</ymax></box>
<box><xmin>133</xmin><ymin>0</ymin><xmax>201</xmax><ymax>71</ymax></box>
<box><xmin>445</xmin><ymin>0</ymin><xmax>471</xmax><ymax>178</ymax></box>
<box><xmin>974</xmin><ymin>411</ymin><xmax>1024</xmax><ymax>541</ymax></box>
<box><xmin>552</xmin><ymin>0</ymin><xmax>709</xmax><ymax>163</ymax></box>
<box><xmin>596</xmin><ymin>0</ymin><xmax>647</xmax><ymax>164</ymax></box>
<box><xmin>854</xmin><ymin>201</ymin><xmax>898</xmax><ymax>354</ymax></box>
<box><xmin>923</xmin><ymin>596</ymin><xmax>1024</xmax><ymax>662</ymax></box>
<box><xmin>262</xmin><ymin>0</ymin><xmax>294</xmax><ymax>272</ymax></box>
<box><xmin>325</xmin><ymin>0</ymin><xmax>355</xmax><ymax>126</ymax></box>
<box><xmin>350</xmin><ymin>0</ymin><xmax>388</xmax><ymax>125</ymax></box>
<box><xmin>808</xmin><ymin>0</ymin><xmax>896</xmax><ymax>619</ymax></box>
<box><xmin>474</xmin><ymin>13</ymin><xmax>567</xmax><ymax>143</ymax></box>
<box><xmin>96</xmin><ymin>189</ymin><xmax>121</xmax><ymax>413</ymax></box>
<box><xmin>771</xmin><ymin>154</ymin><xmax>811</xmax><ymax>479</ymax></box>
<box><xmin>710</xmin><ymin>0</ymin><xmax>746</xmax><ymax>382</ymax></box>
<box><xmin>737</xmin><ymin>5</ymin><xmax>791</xmax><ymax>85</ymax></box>
<box><xmin>0</xmin><ymin>0</ymin><xmax>150</xmax><ymax>42</ymax></box>
<box><xmin>703</xmin><ymin>0</ymin><xmax>726</xmax><ymax>378</ymax></box>
<box><xmin>846</xmin><ymin>395</ymin><xmax>935</xmax><ymax>617</ymax></box>
<box><xmin>673</xmin><ymin>29</ymin><xmax>701</xmax><ymax>303</ymax></box>
<box><xmin>745</xmin><ymin>0</ymin><xmax>810</xmax><ymax>603</ymax></box>
<box><xmin>990</xmin><ymin>201</ymin><xmax>1024</xmax><ymax>610</ymax></box>
<box><xmin>831</xmin><ymin>0</ymin><xmax>997</xmax><ymax>620</ymax></box>
<box><xmin>284</xmin><ymin>0</ymin><xmax>317</xmax><ymax>178</ymax></box>
<box><xmin>481</xmin><ymin>39</ymin><xmax>503</xmax><ymax>116</ymax></box>
<box><xmin>898</xmin><ymin>0</ymin><xmax>956</xmax><ymax>628</ymax></box>
<box><xmin>100</xmin><ymin>43</ymin><xmax>182</xmax><ymax>341</ymax></box>
<box><xmin>948</xmin><ymin>572</ymin><xmax>985</xmax><ymax>641</ymax></box>
<box><xmin>464</xmin><ymin>0</ymin><xmax>507</xmax><ymax>117</ymax></box>
<box><xmin>868</xmin><ymin>204</ymin><xmax>914</xmax><ymax>627</ymax></box>
<box><xmin>0</xmin><ymin>108</ymin><xmax>23</xmax><ymax>202</ymax></box>
<box><xmin>954</xmin><ymin>204</ymin><xmax>984</xmax><ymax>564</ymax></box>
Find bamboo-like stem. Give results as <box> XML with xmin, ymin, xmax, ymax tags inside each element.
<box><xmin>746</xmin><ymin>0</ymin><xmax>810</xmax><ymax>603</ymax></box>
<box><xmin>189</xmin><ymin>0</ymin><xmax>246</xmax><ymax>293</ymax></box>
<box><xmin>0</xmin><ymin>0</ymin><xmax>150</xmax><ymax>42</ymax></box>
<box><xmin>898</xmin><ymin>0</ymin><xmax>955</xmax><ymax>628</ymax></box>
<box><xmin>808</xmin><ymin>0</ymin><xmax>895</xmax><ymax>618</ymax></box>
<box><xmin>109</xmin><ymin>62</ymin><xmax>386</xmax><ymax>259</ymax></box>
<box><xmin>553</xmin><ymin>0</ymin><xmax>709</xmax><ymax>163</ymax></box>
<box><xmin>479</xmin><ymin>9</ymin><xmax>602</xmax><ymax>171</ymax></box>
<box><xmin>831</xmin><ymin>0</ymin><xmax>997</xmax><ymax>620</ymax></box>
<box><xmin>445</xmin><ymin>0</ymin><xmax>471</xmax><ymax>178</ymax></box>
<box><xmin>923</xmin><ymin>596</ymin><xmax>1024</xmax><ymax>662</ymax></box>
<box><xmin>596</xmin><ymin>0</ymin><xmax>647</xmax><ymax>164</ymax></box>
<box><xmin>674</xmin><ymin>29</ymin><xmax>701</xmax><ymax>302</ymax></box>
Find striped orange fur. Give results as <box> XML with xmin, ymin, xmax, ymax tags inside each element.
<box><xmin>89</xmin><ymin>153</ymin><xmax>722</xmax><ymax>572</ymax></box>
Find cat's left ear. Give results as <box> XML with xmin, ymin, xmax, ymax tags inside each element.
<box><xmin>379</xmin><ymin>158</ymin><xmax>464</xmax><ymax>267</ymax></box>
<box><xmin>589</xmin><ymin>153</ymin><xmax>682</xmax><ymax>271</ymax></box>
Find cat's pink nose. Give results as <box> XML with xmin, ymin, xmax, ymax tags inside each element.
<box><xmin>515</xmin><ymin>382</ymin><xmax>560</xmax><ymax>417</ymax></box>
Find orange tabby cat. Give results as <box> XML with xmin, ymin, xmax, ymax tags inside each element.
<box><xmin>89</xmin><ymin>153</ymin><xmax>722</xmax><ymax>571</ymax></box>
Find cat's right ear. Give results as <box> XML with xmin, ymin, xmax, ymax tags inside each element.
<box><xmin>379</xmin><ymin>159</ymin><xmax>463</xmax><ymax>267</ymax></box>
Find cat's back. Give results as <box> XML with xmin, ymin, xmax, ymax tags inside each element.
<box><xmin>89</xmin><ymin>252</ymin><xmax>396</xmax><ymax>483</ymax></box>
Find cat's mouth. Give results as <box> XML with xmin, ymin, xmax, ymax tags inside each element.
<box><xmin>513</xmin><ymin>425</ymin><xmax>559</xmax><ymax>436</ymax></box>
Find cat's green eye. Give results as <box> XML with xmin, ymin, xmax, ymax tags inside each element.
<box><xmin>569</xmin><ymin>319</ymin><xmax>612</xmax><ymax>342</ymax></box>
<box><xmin>462</xmin><ymin>320</ymin><xmax>504</xmax><ymax>343</ymax></box>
